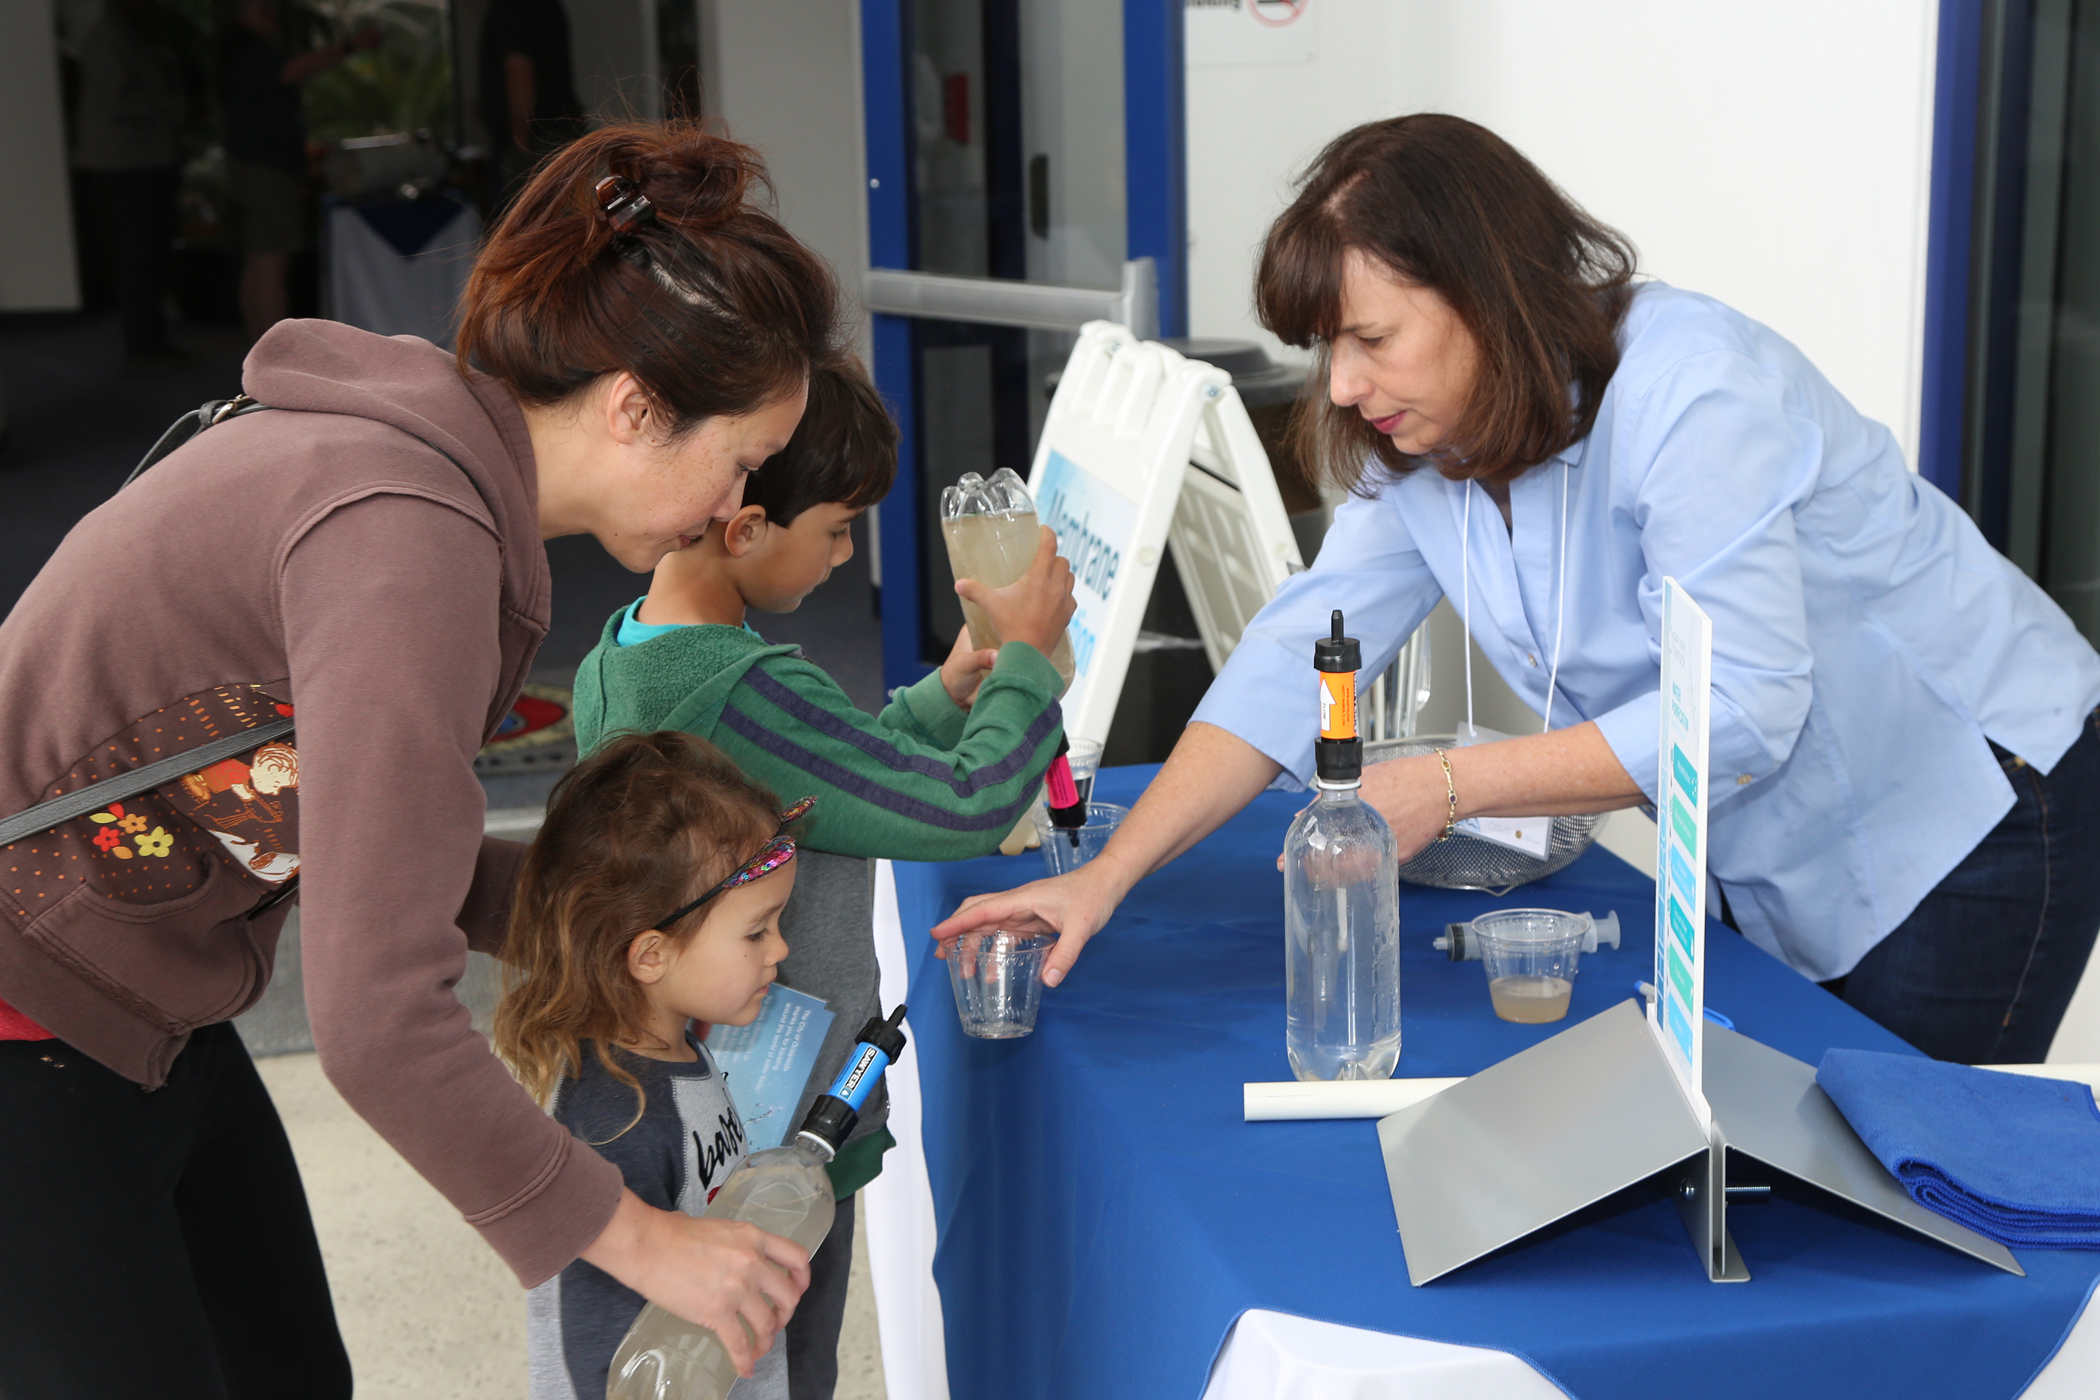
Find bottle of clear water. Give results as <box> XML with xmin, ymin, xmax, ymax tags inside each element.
<box><xmin>1284</xmin><ymin>612</ymin><xmax>1401</xmax><ymax>1081</ymax></box>
<box><xmin>607</xmin><ymin>1007</ymin><xmax>908</xmax><ymax>1400</ymax></box>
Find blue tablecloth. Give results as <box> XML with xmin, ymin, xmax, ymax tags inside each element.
<box><xmin>892</xmin><ymin>765</ymin><xmax>2100</xmax><ymax>1400</ymax></box>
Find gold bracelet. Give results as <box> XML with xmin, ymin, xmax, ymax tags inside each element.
<box><xmin>1436</xmin><ymin>749</ymin><xmax>1458</xmax><ymax>840</ymax></box>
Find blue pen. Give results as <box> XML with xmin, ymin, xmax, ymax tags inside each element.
<box><xmin>1634</xmin><ymin>980</ymin><xmax>1734</xmax><ymax>1030</ymax></box>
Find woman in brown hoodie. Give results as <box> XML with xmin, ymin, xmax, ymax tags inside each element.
<box><xmin>0</xmin><ymin>124</ymin><xmax>835</xmax><ymax>1397</ymax></box>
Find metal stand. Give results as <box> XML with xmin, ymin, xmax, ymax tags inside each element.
<box><xmin>1375</xmin><ymin>1001</ymin><xmax>2022</xmax><ymax>1285</ymax></box>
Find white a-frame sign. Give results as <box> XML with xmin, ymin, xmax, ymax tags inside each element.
<box><xmin>1026</xmin><ymin>321</ymin><xmax>1302</xmax><ymax>747</ymax></box>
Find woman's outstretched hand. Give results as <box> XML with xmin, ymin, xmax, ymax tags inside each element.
<box><xmin>933</xmin><ymin>723</ymin><xmax>1285</xmax><ymax>986</ymax></box>
<box><xmin>932</xmin><ymin>861</ymin><xmax>1122</xmax><ymax>989</ymax></box>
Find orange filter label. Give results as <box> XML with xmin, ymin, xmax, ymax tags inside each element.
<box><xmin>1319</xmin><ymin>672</ymin><xmax>1357</xmax><ymax>741</ymax></box>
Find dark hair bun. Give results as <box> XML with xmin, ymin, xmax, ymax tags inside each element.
<box><xmin>459</xmin><ymin>120</ymin><xmax>839</xmax><ymax>431</ymax></box>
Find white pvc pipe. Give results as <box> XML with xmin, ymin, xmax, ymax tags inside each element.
<box><xmin>1243</xmin><ymin>1078</ymin><xmax>1464</xmax><ymax>1121</ymax></box>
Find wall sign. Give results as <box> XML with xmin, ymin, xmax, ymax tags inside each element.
<box><xmin>1185</xmin><ymin>0</ymin><xmax>1316</xmax><ymax>66</ymax></box>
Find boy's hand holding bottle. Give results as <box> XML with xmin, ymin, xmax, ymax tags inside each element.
<box><xmin>937</xmin><ymin>628</ymin><xmax>1002</xmax><ymax>710</ymax></box>
<box><xmin>950</xmin><ymin>526</ymin><xmax>1077</xmax><ymax>687</ymax></box>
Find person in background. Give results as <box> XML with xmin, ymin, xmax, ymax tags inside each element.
<box><xmin>217</xmin><ymin>0</ymin><xmax>379</xmax><ymax>344</ymax></box>
<box><xmin>74</xmin><ymin>0</ymin><xmax>189</xmax><ymax>370</ymax></box>
<box><xmin>478</xmin><ymin>0</ymin><xmax>585</xmax><ymax>210</ymax></box>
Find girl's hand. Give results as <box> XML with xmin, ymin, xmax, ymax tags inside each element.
<box><xmin>954</xmin><ymin>527</ymin><xmax>1076</xmax><ymax>660</ymax></box>
<box><xmin>581</xmin><ymin>1189</ymin><xmax>810</xmax><ymax>1377</ymax></box>
<box><xmin>937</xmin><ymin>626</ymin><xmax>1001</xmax><ymax>710</ymax></box>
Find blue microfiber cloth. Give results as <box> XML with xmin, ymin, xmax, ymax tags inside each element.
<box><xmin>1817</xmin><ymin>1048</ymin><xmax>2100</xmax><ymax>1250</ymax></box>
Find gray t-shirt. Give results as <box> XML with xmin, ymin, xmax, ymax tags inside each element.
<box><xmin>526</xmin><ymin>1035</ymin><xmax>786</xmax><ymax>1400</ymax></box>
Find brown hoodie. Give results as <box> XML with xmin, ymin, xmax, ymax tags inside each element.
<box><xmin>0</xmin><ymin>320</ymin><xmax>620</xmax><ymax>1286</ymax></box>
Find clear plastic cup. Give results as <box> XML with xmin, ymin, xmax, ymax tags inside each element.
<box><xmin>1470</xmin><ymin>908</ymin><xmax>1590</xmax><ymax>1024</ymax></box>
<box><xmin>1063</xmin><ymin>738</ymin><xmax>1103</xmax><ymax>807</ymax></box>
<box><xmin>1030</xmin><ymin>800</ymin><xmax>1127</xmax><ymax>877</ymax></box>
<box><xmin>945</xmin><ymin>929</ymin><xmax>1055</xmax><ymax>1039</ymax></box>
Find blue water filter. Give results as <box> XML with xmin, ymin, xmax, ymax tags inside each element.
<box><xmin>797</xmin><ymin>1005</ymin><xmax>908</xmax><ymax>1153</ymax></box>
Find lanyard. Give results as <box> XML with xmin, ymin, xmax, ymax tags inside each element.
<box><xmin>1459</xmin><ymin>459</ymin><xmax>1572</xmax><ymax>738</ymax></box>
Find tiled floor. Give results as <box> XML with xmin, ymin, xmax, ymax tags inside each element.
<box><xmin>257</xmin><ymin>1050</ymin><xmax>889</xmax><ymax>1399</ymax></box>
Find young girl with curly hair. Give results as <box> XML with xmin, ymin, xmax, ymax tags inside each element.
<box><xmin>495</xmin><ymin>730</ymin><xmax>815</xmax><ymax>1399</ymax></box>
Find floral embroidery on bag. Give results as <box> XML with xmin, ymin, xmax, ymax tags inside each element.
<box><xmin>3</xmin><ymin>686</ymin><xmax>302</xmax><ymax>918</ymax></box>
<box><xmin>88</xmin><ymin>803</ymin><xmax>135</xmax><ymax>858</ymax></box>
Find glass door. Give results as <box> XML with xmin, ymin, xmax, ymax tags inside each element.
<box><xmin>1942</xmin><ymin>0</ymin><xmax>2100</xmax><ymax>640</ymax></box>
<box><xmin>861</xmin><ymin>0</ymin><xmax>1186</xmax><ymax>689</ymax></box>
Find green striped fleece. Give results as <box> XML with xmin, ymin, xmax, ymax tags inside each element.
<box><xmin>571</xmin><ymin>609</ymin><xmax>1065</xmax><ymax>862</ymax></box>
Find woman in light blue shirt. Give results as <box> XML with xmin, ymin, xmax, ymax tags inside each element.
<box><xmin>937</xmin><ymin>114</ymin><xmax>2100</xmax><ymax>1063</ymax></box>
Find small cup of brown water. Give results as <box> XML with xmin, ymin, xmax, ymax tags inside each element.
<box><xmin>1469</xmin><ymin>909</ymin><xmax>1590</xmax><ymax>1023</ymax></box>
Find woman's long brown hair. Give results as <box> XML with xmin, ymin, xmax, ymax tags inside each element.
<box><xmin>1257</xmin><ymin>113</ymin><xmax>1638</xmax><ymax>494</ymax></box>
<box><xmin>492</xmin><ymin>732</ymin><xmax>782</xmax><ymax>1119</ymax></box>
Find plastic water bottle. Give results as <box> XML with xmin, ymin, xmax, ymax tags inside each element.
<box><xmin>1283</xmin><ymin>612</ymin><xmax>1401</xmax><ymax>1081</ymax></box>
<box><xmin>938</xmin><ymin>468</ymin><xmax>1077</xmax><ymax>690</ymax></box>
<box><xmin>606</xmin><ymin>1007</ymin><xmax>908</xmax><ymax>1400</ymax></box>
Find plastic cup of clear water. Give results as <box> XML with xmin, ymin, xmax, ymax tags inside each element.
<box><xmin>1063</xmin><ymin>739</ymin><xmax>1103</xmax><ymax>806</ymax></box>
<box><xmin>1470</xmin><ymin>908</ymin><xmax>1590</xmax><ymax>1024</ymax></box>
<box><xmin>1030</xmin><ymin>801</ymin><xmax>1127</xmax><ymax>877</ymax></box>
<box><xmin>945</xmin><ymin>929</ymin><xmax>1056</xmax><ymax>1039</ymax></box>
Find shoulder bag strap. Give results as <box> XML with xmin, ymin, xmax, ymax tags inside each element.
<box><xmin>120</xmin><ymin>394</ymin><xmax>273</xmax><ymax>492</ymax></box>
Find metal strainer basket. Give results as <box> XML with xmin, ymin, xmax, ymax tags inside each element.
<box><xmin>1364</xmin><ymin>736</ymin><xmax>1606</xmax><ymax>895</ymax></box>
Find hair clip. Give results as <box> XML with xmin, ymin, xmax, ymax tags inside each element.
<box><xmin>595</xmin><ymin>174</ymin><xmax>712</xmax><ymax>305</ymax></box>
<box><xmin>652</xmin><ymin>797</ymin><xmax>819</xmax><ymax>932</ymax></box>
<box><xmin>594</xmin><ymin>175</ymin><xmax>657</xmax><ymax>234</ymax></box>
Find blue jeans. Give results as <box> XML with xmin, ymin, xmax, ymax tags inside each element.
<box><xmin>1838</xmin><ymin>709</ymin><xmax>2100</xmax><ymax>1063</ymax></box>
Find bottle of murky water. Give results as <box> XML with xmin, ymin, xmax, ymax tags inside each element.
<box><xmin>606</xmin><ymin>1007</ymin><xmax>908</xmax><ymax>1400</ymax></box>
<box><xmin>1283</xmin><ymin>612</ymin><xmax>1401</xmax><ymax>1081</ymax></box>
<box><xmin>938</xmin><ymin>467</ymin><xmax>1077</xmax><ymax>691</ymax></box>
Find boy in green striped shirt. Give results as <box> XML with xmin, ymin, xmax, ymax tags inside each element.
<box><xmin>570</xmin><ymin>356</ymin><xmax>1073</xmax><ymax>1400</ymax></box>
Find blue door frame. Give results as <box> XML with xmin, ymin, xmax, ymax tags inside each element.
<box><xmin>1918</xmin><ymin>0</ymin><xmax>1986</xmax><ymax>500</ymax></box>
<box><xmin>860</xmin><ymin>0</ymin><xmax>1187</xmax><ymax>694</ymax></box>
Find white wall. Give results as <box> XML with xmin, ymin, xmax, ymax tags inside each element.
<box><xmin>1</xmin><ymin>0</ymin><xmax>81</xmax><ymax>311</ymax></box>
<box><xmin>1186</xmin><ymin>0</ymin><xmax>1939</xmax><ymax>466</ymax></box>
<box><xmin>705</xmin><ymin>0</ymin><xmax>871</xmax><ymax>356</ymax></box>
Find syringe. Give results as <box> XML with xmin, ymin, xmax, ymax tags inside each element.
<box><xmin>1434</xmin><ymin>910</ymin><xmax>1620</xmax><ymax>960</ymax></box>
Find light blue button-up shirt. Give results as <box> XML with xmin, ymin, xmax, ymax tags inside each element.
<box><xmin>1193</xmin><ymin>283</ymin><xmax>2100</xmax><ymax>980</ymax></box>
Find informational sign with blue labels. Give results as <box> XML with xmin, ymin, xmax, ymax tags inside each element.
<box><xmin>1037</xmin><ymin>448</ymin><xmax>1139</xmax><ymax>719</ymax></box>
<box><xmin>1653</xmin><ymin>578</ymin><xmax>1713</xmax><ymax>1121</ymax></box>
<box><xmin>707</xmin><ymin>985</ymin><xmax>834</xmax><ymax>1151</ymax></box>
